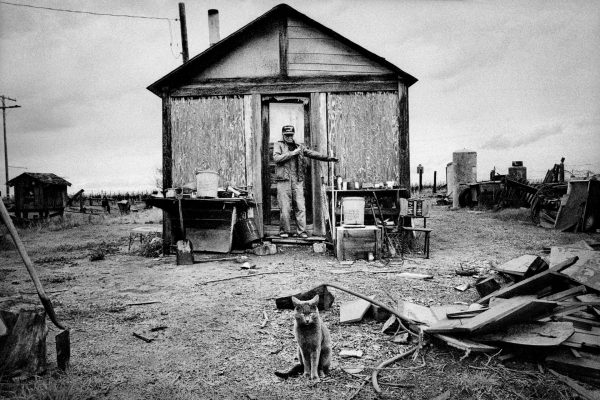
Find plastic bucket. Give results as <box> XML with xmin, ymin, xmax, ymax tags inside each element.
<box><xmin>195</xmin><ymin>170</ymin><xmax>219</xmax><ymax>198</ymax></box>
<box><xmin>341</xmin><ymin>197</ymin><xmax>365</xmax><ymax>225</ymax></box>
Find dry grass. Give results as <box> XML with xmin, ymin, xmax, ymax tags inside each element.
<box><xmin>1</xmin><ymin>205</ymin><xmax>598</xmax><ymax>399</ymax></box>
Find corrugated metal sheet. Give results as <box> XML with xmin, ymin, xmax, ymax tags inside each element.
<box><xmin>327</xmin><ymin>92</ymin><xmax>400</xmax><ymax>184</ymax></box>
<box><xmin>171</xmin><ymin>96</ymin><xmax>246</xmax><ymax>188</ymax></box>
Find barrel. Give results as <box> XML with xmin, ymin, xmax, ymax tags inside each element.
<box><xmin>195</xmin><ymin>170</ymin><xmax>219</xmax><ymax>198</ymax></box>
<box><xmin>341</xmin><ymin>197</ymin><xmax>365</xmax><ymax>225</ymax></box>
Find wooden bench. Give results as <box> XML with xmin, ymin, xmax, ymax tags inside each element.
<box><xmin>401</xmin><ymin>227</ymin><xmax>432</xmax><ymax>259</ymax></box>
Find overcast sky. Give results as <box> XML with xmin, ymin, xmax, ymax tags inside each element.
<box><xmin>1</xmin><ymin>0</ymin><xmax>599</xmax><ymax>194</ymax></box>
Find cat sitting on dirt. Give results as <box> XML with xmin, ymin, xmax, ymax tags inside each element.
<box><xmin>275</xmin><ymin>295</ymin><xmax>331</xmax><ymax>381</ymax></box>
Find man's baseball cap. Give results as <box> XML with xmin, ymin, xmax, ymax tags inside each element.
<box><xmin>282</xmin><ymin>125</ymin><xmax>295</xmax><ymax>135</ymax></box>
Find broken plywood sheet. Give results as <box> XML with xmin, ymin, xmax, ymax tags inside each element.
<box><xmin>555</xmin><ymin>180</ymin><xmax>590</xmax><ymax>232</ymax></box>
<box><xmin>340</xmin><ymin>296</ymin><xmax>374</xmax><ymax>323</ymax></box>
<box><xmin>474</xmin><ymin>321</ymin><xmax>574</xmax><ymax>347</ymax></box>
<box><xmin>552</xmin><ymin>248</ymin><xmax>600</xmax><ymax>292</ymax></box>
<box><xmin>396</xmin><ymin>300</ymin><xmax>438</xmax><ymax>326</ymax></box>
<box><xmin>426</xmin><ymin>296</ymin><xmax>557</xmax><ymax>334</ymax></box>
<box><xmin>493</xmin><ymin>255</ymin><xmax>546</xmax><ymax>278</ymax></box>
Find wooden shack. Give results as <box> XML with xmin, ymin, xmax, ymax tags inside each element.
<box><xmin>147</xmin><ymin>3</ymin><xmax>417</xmax><ymax>241</ymax></box>
<box><xmin>8</xmin><ymin>173</ymin><xmax>71</xmax><ymax>219</ymax></box>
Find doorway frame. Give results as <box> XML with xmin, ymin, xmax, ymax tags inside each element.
<box><xmin>261</xmin><ymin>95</ymin><xmax>313</xmax><ymax>232</ymax></box>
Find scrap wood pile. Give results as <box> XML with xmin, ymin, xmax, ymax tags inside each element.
<box><xmin>275</xmin><ymin>239</ymin><xmax>600</xmax><ymax>398</ymax></box>
<box><xmin>386</xmin><ymin>239</ymin><xmax>600</xmax><ymax>396</ymax></box>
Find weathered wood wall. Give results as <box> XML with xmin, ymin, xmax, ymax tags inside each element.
<box><xmin>328</xmin><ymin>91</ymin><xmax>401</xmax><ymax>185</ymax></box>
<box><xmin>195</xmin><ymin>20</ymin><xmax>280</xmax><ymax>80</ymax></box>
<box><xmin>170</xmin><ymin>97</ymin><xmax>246</xmax><ymax>188</ymax></box>
<box><xmin>287</xmin><ymin>16</ymin><xmax>390</xmax><ymax>76</ymax></box>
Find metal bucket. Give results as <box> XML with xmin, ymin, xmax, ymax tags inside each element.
<box><xmin>195</xmin><ymin>170</ymin><xmax>219</xmax><ymax>198</ymax></box>
<box><xmin>235</xmin><ymin>218</ymin><xmax>261</xmax><ymax>245</ymax></box>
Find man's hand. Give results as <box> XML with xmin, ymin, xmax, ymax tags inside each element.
<box><xmin>328</xmin><ymin>156</ymin><xmax>339</xmax><ymax>162</ymax></box>
<box><xmin>291</xmin><ymin>147</ymin><xmax>302</xmax><ymax>156</ymax></box>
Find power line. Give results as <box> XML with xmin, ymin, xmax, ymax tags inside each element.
<box><xmin>0</xmin><ymin>1</ymin><xmax>178</xmax><ymax>21</ymax></box>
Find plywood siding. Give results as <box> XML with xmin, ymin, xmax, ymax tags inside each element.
<box><xmin>287</xmin><ymin>16</ymin><xmax>391</xmax><ymax>76</ymax></box>
<box><xmin>171</xmin><ymin>97</ymin><xmax>246</xmax><ymax>188</ymax></box>
<box><xmin>328</xmin><ymin>92</ymin><xmax>401</xmax><ymax>184</ymax></box>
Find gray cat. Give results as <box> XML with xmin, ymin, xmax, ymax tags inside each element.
<box><xmin>291</xmin><ymin>294</ymin><xmax>331</xmax><ymax>381</ymax></box>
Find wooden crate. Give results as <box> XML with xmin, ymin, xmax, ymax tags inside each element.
<box><xmin>336</xmin><ymin>226</ymin><xmax>382</xmax><ymax>261</ymax></box>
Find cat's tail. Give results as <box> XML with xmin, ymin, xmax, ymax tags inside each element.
<box><xmin>274</xmin><ymin>363</ymin><xmax>303</xmax><ymax>379</ymax></box>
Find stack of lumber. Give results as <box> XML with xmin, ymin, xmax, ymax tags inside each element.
<box><xmin>387</xmin><ymin>240</ymin><xmax>600</xmax><ymax>387</ymax></box>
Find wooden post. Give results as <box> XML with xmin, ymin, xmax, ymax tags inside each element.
<box><xmin>251</xmin><ymin>94</ymin><xmax>263</xmax><ymax>237</ymax></box>
<box><xmin>397</xmin><ymin>83</ymin><xmax>410</xmax><ymax>189</ymax></box>
<box><xmin>178</xmin><ymin>3</ymin><xmax>189</xmax><ymax>63</ymax></box>
<box><xmin>433</xmin><ymin>171</ymin><xmax>437</xmax><ymax>193</ymax></box>
<box><xmin>310</xmin><ymin>92</ymin><xmax>327</xmax><ymax>236</ymax></box>
<box><xmin>162</xmin><ymin>91</ymin><xmax>173</xmax><ymax>254</ymax></box>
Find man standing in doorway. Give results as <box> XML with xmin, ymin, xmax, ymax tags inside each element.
<box><xmin>273</xmin><ymin>125</ymin><xmax>338</xmax><ymax>238</ymax></box>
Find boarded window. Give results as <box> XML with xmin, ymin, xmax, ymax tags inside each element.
<box><xmin>171</xmin><ymin>96</ymin><xmax>246</xmax><ymax>188</ymax></box>
<box><xmin>328</xmin><ymin>92</ymin><xmax>400</xmax><ymax>184</ymax></box>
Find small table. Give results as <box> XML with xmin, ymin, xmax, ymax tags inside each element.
<box><xmin>146</xmin><ymin>197</ymin><xmax>255</xmax><ymax>254</ymax></box>
<box><xmin>325</xmin><ymin>188</ymin><xmax>409</xmax><ymax>247</ymax></box>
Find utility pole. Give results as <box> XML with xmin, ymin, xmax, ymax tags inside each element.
<box><xmin>178</xmin><ymin>3</ymin><xmax>189</xmax><ymax>63</ymax></box>
<box><xmin>1</xmin><ymin>95</ymin><xmax>21</xmax><ymax>200</ymax></box>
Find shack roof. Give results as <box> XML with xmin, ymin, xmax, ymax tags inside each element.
<box><xmin>148</xmin><ymin>3</ymin><xmax>417</xmax><ymax>96</ymax></box>
<box><xmin>8</xmin><ymin>173</ymin><xmax>71</xmax><ymax>187</ymax></box>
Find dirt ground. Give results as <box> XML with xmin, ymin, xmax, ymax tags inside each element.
<box><xmin>1</xmin><ymin>204</ymin><xmax>598</xmax><ymax>399</ymax></box>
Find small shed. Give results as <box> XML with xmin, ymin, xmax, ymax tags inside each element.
<box><xmin>147</xmin><ymin>3</ymin><xmax>417</xmax><ymax>242</ymax></box>
<box><xmin>8</xmin><ymin>173</ymin><xmax>71</xmax><ymax>219</ymax></box>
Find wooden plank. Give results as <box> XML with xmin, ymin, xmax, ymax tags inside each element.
<box><xmin>493</xmin><ymin>255</ymin><xmax>544</xmax><ymax>277</ymax></box>
<box><xmin>279</xmin><ymin>15</ymin><xmax>288</xmax><ymax>76</ymax></box>
<box><xmin>474</xmin><ymin>321</ymin><xmax>574</xmax><ymax>347</ymax></box>
<box><xmin>172</xmin><ymin>77</ymin><xmax>399</xmax><ymax>97</ymax></box>
<box><xmin>548</xmin><ymin>369</ymin><xmax>600</xmax><ymax>400</ymax></box>
<box><xmin>568</xmin><ymin>331</ymin><xmax>600</xmax><ymax>349</ymax></box>
<box><xmin>546</xmin><ymin>348</ymin><xmax>600</xmax><ymax>380</ymax></box>
<box><xmin>340</xmin><ymin>296</ymin><xmax>374</xmax><ymax>323</ymax></box>
<box><xmin>476</xmin><ymin>257</ymin><xmax>579</xmax><ymax>305</ymax></box>
<box><xmin>543</xmin><ymin>285</ymin><xmax>587</xmax><ymax>301</ymax></box>
<box><xmin>426</xmin><ymin>296</ymin><xmax>557</xmax><ymax>334</ymax></box>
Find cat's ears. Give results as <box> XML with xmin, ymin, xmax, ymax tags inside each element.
<box><xmin>291</xmin><ymin>295</ymin><xmax>319</xmax><ymax>307</ymax></box>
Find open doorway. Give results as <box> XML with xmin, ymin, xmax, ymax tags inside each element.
<box><xmin>261</xmin><ymin>97</ymin><xmax>312</xmax><ymax>235</ymax></box>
